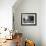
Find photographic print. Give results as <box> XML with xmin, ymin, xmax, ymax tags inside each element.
<box><xmin>21</xmin><ymin>13</ymin><xmax>37</xmax><ymax>26</ymax></box>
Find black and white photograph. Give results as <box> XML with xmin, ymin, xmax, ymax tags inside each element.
<box><xmin>21</xmin><ymin>13</ymin><xmax>37</xmax><ymax>25</ymax></box>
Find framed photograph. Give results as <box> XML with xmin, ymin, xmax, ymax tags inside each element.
<box><xmin>21</xmin><ymin>13</ymin><xmax>37</xmax><ymax>26</ymax></box>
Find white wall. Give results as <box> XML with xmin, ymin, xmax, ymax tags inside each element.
<box><xmin>13</xmin><ymin>0</ymin><xmax>41</xmax><ymax>46</ymax></box>
<box><xmin>41</xmin><ymin>0</ymin><xmax>46</xmax><ymax>46</ymax></box>
<box><xmin>0</xmin><ymin>0</ymin><xmax>17</xmax><ymax>30</ymax></box>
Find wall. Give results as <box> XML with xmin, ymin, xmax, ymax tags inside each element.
<box><xmin>0</xmin><ymin>0</ymin><xmax>17</xmax><ymax>30</ymax></box>
<box><xmin>40</xmin><ymin>0</ymin><xmax>46</xmax><ymax>46</ymax></box>
<box><xmin>13</xmin><ymin>0</ymin><xmax>41</xmax><ymax>46</ymax></box>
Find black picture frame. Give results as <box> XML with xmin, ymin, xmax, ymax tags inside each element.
<box><xmin>21</xmin><ymin>13</ymin><xmax>37</xmax><ymax>26</ymax></box>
